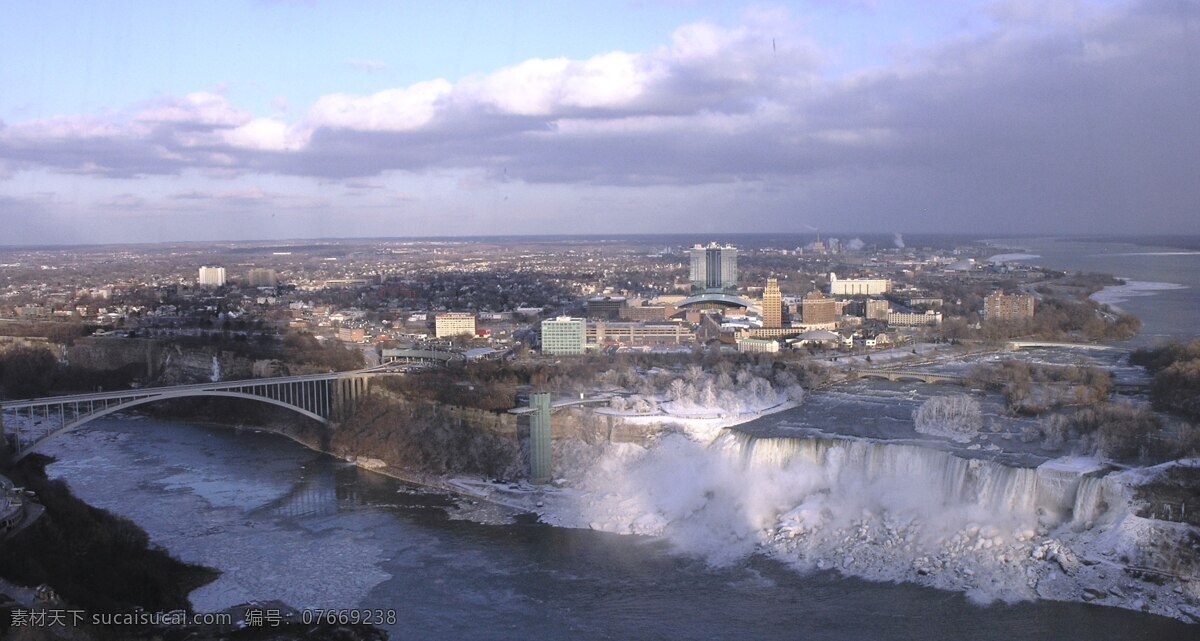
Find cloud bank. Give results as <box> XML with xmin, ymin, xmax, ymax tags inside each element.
<box><xmin>0</xmin><ymin>1</ymin><xmax>1197</xmax><ymax>242</ymax></box>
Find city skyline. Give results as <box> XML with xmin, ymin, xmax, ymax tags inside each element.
<box><xmin>2</xmin><ymin>1</ymin><xmax>1198</xmax><ymax>244</ymax></box>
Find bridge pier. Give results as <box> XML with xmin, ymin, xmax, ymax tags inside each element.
<box><xmin>529</xmin><ymin>393</ymin><xmax>552</xmax><ymax>484</ymax></box>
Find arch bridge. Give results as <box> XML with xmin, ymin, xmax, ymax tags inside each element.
<box><xmin>852</xmin><ymin>369</ymin><xmax>965</xmax><ymax>385</ymax></box>
<box><xmin>1</xmin><ymin>371</ymin><xmax>386</xmax><ymax>461</ymax></box>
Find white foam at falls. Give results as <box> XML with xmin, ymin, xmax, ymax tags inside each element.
<box><xmin>1072</xmin><ymin>475</ymin><xmax>1113</xmax><ymax>527</ymax></box>
<box><xmin>571</xmin><ymin>431</ymin><xmax>1116</xmax><ymax>573</ymax></box>
<box><xmin>721</xmin><ymin>432</ymin><xmax>1043</xmax><ymax>520</ymax></box>
<box><xmin>210</xmin><ymin>355</ymin><xmax>221</xmax><ymax>383</ymax></box>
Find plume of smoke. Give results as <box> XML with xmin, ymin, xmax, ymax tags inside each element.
<box><xmin>846</xmin><ymin>238</ymin><xmax>865</xmax><ymax>251</ymax></box>
<box><xmin>893</xmin><ymin>233</ymin><xmax>905</xmax><ymax>249</ymax></box>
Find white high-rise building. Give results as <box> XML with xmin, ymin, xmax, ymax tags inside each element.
<box><xmin>198</xmin><ymin>266</ymin><xmax>227</xmax><ymax>287</ymax></box>
<box><xmin>689</xmin><ymin>243</ymin><xmax>738</xmax><ymax>291</ymax></box>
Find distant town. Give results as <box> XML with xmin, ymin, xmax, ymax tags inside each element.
<box><xmin>0</xmin><ymin>235</ymin><xmax>1133</xmax><ymax>377</ymax></box>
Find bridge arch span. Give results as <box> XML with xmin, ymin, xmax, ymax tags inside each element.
<box><xmin>11</xmin><ymin>390</ymin><xmax>330</xmax><ymax>461</ymax></box>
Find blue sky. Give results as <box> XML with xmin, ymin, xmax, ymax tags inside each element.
<box><xmin>0</xmin><ymin>1</ymin><xmax>1196</xmax><ymax>243</ymax></box>
<box><xmin>1</xmin><ymin>1</ymin><xmax>989</xmax><ymax>121</ymax></box>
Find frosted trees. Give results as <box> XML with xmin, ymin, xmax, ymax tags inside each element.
<box><xmin>913</xmin><ymin>395</ymin><xmax>984</xmax><ymax>442</ymax></box>
<box><xmin>668</xmin><ymin>379</ymin><xmax>688</xmax><ymax>403</ymax></box>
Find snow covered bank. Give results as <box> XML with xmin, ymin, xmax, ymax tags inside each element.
<box><xmin>987</xmin><ymin>253</ymin><xmax>1041</xmax><ymax>263</ymax></box>
<box><xmin>1091</xmin><ymin>279</ymin><xmax>1188</xmax><ymax>313</ymax></box>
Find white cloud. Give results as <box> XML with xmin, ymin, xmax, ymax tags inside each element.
<box><xmin>463</xmin><ymin>51</ymin><xmax>661</xmax><ymax>116</ymax></box>
<box><xmin>0</xmin><ymin>115</ymin><xmax>132</xmax><ymax>141</ymax></box>
<box><xmin>307</xmin><ymin>79</ymin><xmax>452</xmax><ymax>131</ymax></box>
<box><xmin>136</xmin><ymin>92</ymin><xmax>250</xmax><ymax>127</ymax></box>
<box><xmin>222</xmin><ymin>117</ymin><xmax>308</xmax><ymax>151</ymax></box>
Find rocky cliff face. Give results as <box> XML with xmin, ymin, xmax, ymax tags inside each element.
<box><xmin>66</xmin><ymin>337</ymin><xmax>267</xmax><ymax>386</ymax></box>
<box><xmin>155</xmin><ymin>347</ymin><xmax>254</xmax><ymax>386</ymax></box>
<box><xmin>66</xmin><ymin>337</ymin><xmax>160</xmax><ymax>375</ymax></box>
<box><xmin>1131</xmin><ymin>461</ymin><xmax>1200</xmax><ymax>527</ymax></box>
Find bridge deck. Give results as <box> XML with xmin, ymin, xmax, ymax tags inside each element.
<box><xmin>0</xmin><ymin>367</ymin><xmax>415</xmax><ymax>461</ymax></box>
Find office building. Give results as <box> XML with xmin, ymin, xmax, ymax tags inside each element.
<box><xmin>865</xmin><ymin>298</ymin><xmax>890</xmax><ymax>321</ymax></box>
<box><xmin>587</xmin><ymin>321</ymin><xmax>694</xmax><ymax>348</ymax></box>
<box><xmin>621</xmin><ymin>303</ymin><xmax>676</xmax><ymax>322</ymax></box>
<box><xmin>542</xmin><ymin>317</ymin><xmax>587</xmax><ymax>355</ymax></box>
<box><xmin>586</xmin><ymin>296</ymin><xmax>627</xmax><ymax>320</ymax></box>
<box><xmin>435</xmin><ymin>312</ymin><xmax>476</xmax><ymax>338</ymax></box>
<box><xmin>762</xmin><ymin>278</ymin><xmax>783</xmax><ymax>329</ymax></box>
<box><xmin>829</xmin><ymin>272</ymin><xmax>890</xmax><ymax>296</ymax></box>
<box><xmin>247</xmin><ymin>268</ymin><xmax>279</xmax><ymax>288</ymax></box>
<box><xmin>690</xmin><ymin>243</ymin><xmax>738</xmax><ymax>291</ymax></box>
<box><xmin>984</xmin><ymin>291</ymin><xmax>1035</xmax><ymax>321</ymax></box>
<box><xmin>198</xmin><ymin>266</ymin><xmax>226</xmax><ymax>287</ymax></box>
<box><xmin>802</xmin><ymin>291</ymin><xmax>838</xmax><ymax>325</ymax></box>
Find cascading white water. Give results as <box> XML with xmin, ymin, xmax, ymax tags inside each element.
<box><xmin>210</xmin><ymin>355</ymin><xmax>221</xmax><ymax>383</ymax></box>
<box><xmin>569</xmin><ymin>429</ymin><xmax>1120</xmax><ymax>587</ymax></box>
<box><xmin>1072</xmin><ymin>475</ymin><xmax>1111</xmax><ymax>526</ymax></box>
<box><xmin>717</xmin><ymin>430</ymin><xmax>1058</xmax><ymax>520</ymax></box>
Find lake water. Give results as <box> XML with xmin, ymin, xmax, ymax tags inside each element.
<box><xmin>986</xmin><ymin>237</ymin><xmax>1200</xmax><ymax>347</ymax></box>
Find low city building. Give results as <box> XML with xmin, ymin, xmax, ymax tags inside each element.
<box><xmin>829</xmin><ymin>272</ymin><xmax>891</xmax><ymax>296</ymax></box>
<box><xmin>887</xmin><ymin>310</ymin><xmax>943</xmax><ymax>326</ymax></box>
<box><xmin>435</xmin><ymin>312</ymin><xmax>476</xmax><ymax>338</ymax></box>
<box><xmin>587</xmin><ymin>320</ymin><xmax>694</xmax><ymax>347</ymax></box>
<box><xmin>586</xmin><ymin>296</ymin><xmax>627</xmax><ymax>320</ymax></box>
<box><xmin>621</xmin><ymin>303</ymin><xmax>676</xmax><ymax>321</ymax></box>
<box><xmin>736</xmin><ymin>337</ymin><xmax>780</xmax><ymax>353</ymax></box>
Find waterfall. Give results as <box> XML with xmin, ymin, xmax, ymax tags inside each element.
<box><xmin>573</xmin><ymin>429</ymin><xmax>1124</xmax><ymax>576</ymax></box>
<box><xmin>707</xmin><ymin>430</ymin><xmax>1117</xmax><ymax>528</ymax></box>
<box><xmin>1072</xmin><ymin>475</ymin><xmax>1111</xmax><ymax>526</ymax></box>
<box><xmin>210</xmin><ymin>356</ymin><xmax>221</xmax><ymax>383</ymax></box>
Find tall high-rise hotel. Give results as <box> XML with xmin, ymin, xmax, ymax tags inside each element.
<box><xmin>690</xmin><ymin>243</ymin><xmax>738</xmax><ymax>292</ymax></box>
